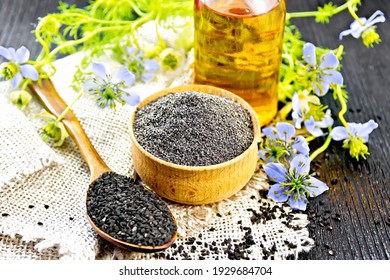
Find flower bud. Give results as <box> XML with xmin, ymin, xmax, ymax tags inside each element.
<box><xmin>9</xmin><ymin>90</ymin><xmax>32</xmax><ymax>109</ymax></box>
<box><xmin>159</xmin><ymin>48</ymin><xmax>183</xmax><ymax>71</ymax></box>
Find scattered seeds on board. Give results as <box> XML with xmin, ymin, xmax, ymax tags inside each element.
<box><xmin>133</xmin><ymin>91</ymin><xmax>254</xmax><ymax>166</ymax></box>
<box><xmin>86</xmin><ymin>172</ymin><xmax>177</xmax><ymax>247</ymax></box>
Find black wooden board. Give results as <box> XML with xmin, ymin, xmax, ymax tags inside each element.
<box><xmin>0</xmin><ymin>0</ymin><xmax>388</xmax><ymax>260</ymax></box>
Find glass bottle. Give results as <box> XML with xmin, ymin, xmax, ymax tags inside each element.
<box><xmin>194</xmin><ymin>0</ymin><xmax>286</xmax><ymax>126</ymax></box>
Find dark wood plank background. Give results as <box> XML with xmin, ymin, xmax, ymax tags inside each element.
<box><xmin>0</xmin><ymin>0</ymin><xmax>388</xmax><ymax>260</ymax></box>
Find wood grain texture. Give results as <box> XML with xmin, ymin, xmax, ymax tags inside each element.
<box><xmin>0</xmin><ymin>0</ymin><xmax>388</xmax><ymax>259</ymax></box>
<box><xmin>28</xmin><ymin>80</ymin><xmax>111</xmax><ymax>183</ymax></box>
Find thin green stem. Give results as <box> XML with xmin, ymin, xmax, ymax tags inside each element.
<box><xmin>57</xmin><ymin>13</ymin><xmax>131</xmax><ymax>25</ymax></box>
<box><xmin>57</xmin><ymin>88</ymin><xmax>84</xmax><ymax>122</ymax></box>
<box><xmin>335</xmin><ymin>85</ymin><xmax>348</xmax><ymax>127</ymax></box>
<box><xmin>287</xmin><ymin>1</ymin><xmax>349</xmax><ymax>20</ymax></box>
<box><xmin>309</xmin><ymin>127</ymin><xmax>333</xmax><ymax>161</ymax></box>
<box><xmin>347</xmin><ymin>1</ymin><xmax>364</xmax><ymax>25</ymax></box>
<box><xmin>35</xmin><ymin>19</ymin><xmax>51</xmax><ymax>61</ymax></box>
<box><xmin>335</xmin><ymin>44</ymin><xmax>345</xmax><ymax>59</ymax></box>
<box><xmin>305</xmin><ymin>135</ymin><xmax>317</xmax><ymax>142</ymax></box>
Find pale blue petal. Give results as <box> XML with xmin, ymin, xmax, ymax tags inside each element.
<box><xmin>303</xmin><ymin>43</ymin><xmax>316</xmax><ymax>65</ymax></box>
<box><xmin>315</xmin><ymin>110</ymin><xmax>334</xmax><ymax>128</ymax></box>
<box><xmin>126</xmin><ymin>47</ymin><xmax>137</xmax><ymax>55</ymax></box>
<box><xmin>15</xmin><ymin>46</ymin><xmax>30</xmax><ymax>64</ymax></box>
<box><xmin>315</xmin><ymin>79</ymin><xmax>330</xmax><ymax>96</ymax></box>
<box><xmin>258</xmin><ymin>149</ymin><xmax>266</xmax><ymax>160</ymax></box>
<box><xmin>92</xmin><ymin>62</ymin><xmax>108</xmax><ymax>80</ymax></box>
<box><xmin>307</xmin><ymin>176</ymin><xmax>329</xmax><ymax>197</ymax></box>
<box><xmin>276</xmin><ymin>122</ymin><xmax>295</xmax><ymax>141</ymax></box>
<box><xmin>268</xmin><ymin>184</ymin><xmax>289</xmax><ymax>203</ymax></box>
<box><xmin>0</xmin><ymin>62</ymin><xmax>7</xmax><ymax>71</ymax></box>
<box><xmin>366</xmin><ymin>10</ymin><xmax>385</xmax><ymax>23</ymax></box>
<box><xmin>349</xmin><ymin>19</ymin><xmax>366</xmax><ymax>38</ymax></box>
<box><xmin>83</xmin><ymin>79</ymin><xmax>95</xmax><ymax>92</ymax></box>
<box><xmin>123</xmin><ymin>92</ymin><xmax>140</xmax><ymax>106</ymax></box>
<box><xmin>289</xmin><ymin>195</ymin><xmax>307</xmax><ymax>211</ymax></box>
<box><xmin>356</xmin><ymin>120</ymin><xmax>378</xmax><ymax>141</ymax></box>
<box><xmin>292</xmin><ymin>111</ymin><xmax>303</xmax><ymax>129</ymax></box>
<box><xmin>263</xmin><ymin>126</ymin><xmax>277</xmax><ymax>140</ymax></box>
<box><xmin>20</xmin><ymin>64</ymin><xmax>38</xmax><ymax>81</ymax></box>
<box><xmin>322</xmin><ymin>70</ymin><xmax>344</xmax><ymax>85</ymax></box>
<box><xmin>292</xmin><ymin>135</ymin><xmax>310</xmax><ymax>155</ymax></box>
<box><xmin>330</xmin><ymin>126</ymin><xmax>349</xmax><ymax>141</ymax></box>
<box><xmin>320</xmin><ymin>53</ymin><xmax>339</xmax><ymax>69</ymax></box>
<box><xmin>8</xmin><ymin>48</ymin><xmax>16</xmax><ymax>60</ymax></box>
<box><xmin>290</xmin><ymin>154</ymin><xmax>310</xmax><ymax>175</ymax></box>
<box><xmin>305</xmin><ymin>117</ymin><xmax>325</xmax><ymax>137</ymax></box>
<box><xmin>11</xmin><ymin>72</ymin><xmax>23</xmax><ymax>88</ymax></box>
<box><xmin>339</xmin><ymin>28</ymin><xmax>354</xmax><ymax>40</ymax></box>
<box><xmin>113</xmin><ymin>67</ymin><xmax>135</xmax><ymax>86</ymax></box>
<box><xmin>141</xmin><ymin>72</ymin><xmax>154</xmax><ymax>83</ymax></box>
<box><xmin>0</xmin><ymin>46</ymin><xmax>13</xmax><ymax>60</ymax></box>
<box><xmin>292</xmin><ymin>94</ymin><xmax>303</xmax><ymax>129</ymax></box>
<box><xmin>144</xmin><ymin>59</ymin><xmax>159</xmax><ymax>72</ymax></box>
<box><xmin>292</xmin><ymin>92</ymin><xmax>301</xmax><ymax>113</ymax></box>
<box><xmin>263</xmin><ymin>162</ymin><xmax>287</xmax><ymax>183</ymax></box>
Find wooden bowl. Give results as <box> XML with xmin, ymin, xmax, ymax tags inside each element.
<box><xmin>129</xmin><ymin>85</ymin><xmax>261</xmax><ymax>205</ymax></box>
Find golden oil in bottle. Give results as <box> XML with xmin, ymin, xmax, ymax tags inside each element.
<box><xmin>194</xmin><ymin>0</ymin><xmax>286</xmax><ymax>126</ymax></box>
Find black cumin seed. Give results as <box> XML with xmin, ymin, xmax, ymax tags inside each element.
<box><xmin>37</xmin><ymin>222</ymin><xmax>43</xmax><ymax>226</ymax></box>
<box><xmin>28</xmin><ymin>205</ymin><xmax>34</xmax><ymax>209</ymax></box>
<box><xmin>2</xmin><ymin>213</ymin><xmax>9</xmax><ymax>217</ymax></box>
<box><xmin>86</xmin><ymin>172</ymin><xmax>177</xmax><ymax>247</ymax></box>
<box><xmin>44</xmin><ymin>205</ymin><xmax>49</xmax><ymax>209</ymax></box>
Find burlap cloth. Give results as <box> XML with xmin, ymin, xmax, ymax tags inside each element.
<box><xmin>0</xmin><ymin>23</ymin><xmax>314</xmax><ymax>260</ymax></box>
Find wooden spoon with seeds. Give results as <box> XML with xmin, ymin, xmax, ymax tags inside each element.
<box><xmin>29</xmin><ymin>79</ymin><xmax>177</xmax><ymax>252</ymax></box>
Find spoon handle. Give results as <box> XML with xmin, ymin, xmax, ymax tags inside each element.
<box><xmin>29</xmin><ymin>79</ymin><xmax>111</xmax><ymax>182</ymax></box>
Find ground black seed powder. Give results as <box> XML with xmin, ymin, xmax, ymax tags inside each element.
<box><xmin>133</xmin><ymin>91</ymin><xmax>254</xmax><ymax>166</ymax></box>
<box><xmin>86</xmin><ymin>172</ymin><xmax>177</xmax><ymax>247</ymax></box>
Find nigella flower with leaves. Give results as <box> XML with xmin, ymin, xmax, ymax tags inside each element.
<box><xmin>264</xmin><ymin>155</ymin><xmax>329</xmax><ymax>211</ymax></box>
<box><xmin>303</xmin><ymin>42</ymin><xmax>344</xmax><ymax>96</ymax></box>
<box><xmin>0</xmin><ymin>46</ymin><xmax>39</xmax><ymax>88</ymax></box>
<box><xmin>90</xmin><ymin>62</ymin><xmax>136</xmax><ymax>109</ymax></box>
<box><xmin>126</xmin><ymin>47</ymin><xmax>159</xmax><ymax>83</ymax></box>
<box><xmin>339</xmin><ymin>10</ymin><xmax>385</xmax><ymax>48</ymax></box>
<box><xmin>259</xmin><ymin>122</ymin><xmax>310</xmax><ymax>163</ymax></box>
<box><xmin>330</xmin><ymin>120</ymin><xmax>378</xmax><ymax>160</ymax></box>
<box><xmin>292</xmin><ymin>92</ymin><xmax>334</xmax><ymax>137</ymax></box>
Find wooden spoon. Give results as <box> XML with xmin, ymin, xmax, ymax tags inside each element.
<box><xmin>29</xmin><ymin>79</ymin><xmax>178</xmax><ymax>252</ymax></box>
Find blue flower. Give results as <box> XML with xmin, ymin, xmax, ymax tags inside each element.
<box><xmin>339</xmin><ymin>10</ymin><xmax>385</xmax><ymax>42</ymax></box>
<box><xmin>330</xmin><ymin>120</ymin><xmax>378</xmax><ymax>160</ymax></box>
<box><xmin>126</xmin><ymin>47</ymin><xmax>159</xmax><ymax>83</ymax></box>
<box><xmin>0</xmin><ymin>46</ymin><xmax>39</xmax><ymax>88</ymax></box>
<box><xmin>90</xmin><ymin>62</ymin><xmax>137</xmax><ymax>109</ymax></box>
<box><xmin>303</xmin><ymin>43</ymin><xmax>343</xmax><ymax>96</ymax></box>
<box><xmin>259</xmin><ymin>122</ymin><xmax>310</xmax><ymax>163</ymax></box>
<box><xmin>292</xmin><ymin>92</ymin><xmax>334</xmax><ymax>136</ymax></box>
<box><xmin>264</xmin><ymin>155</ymin><xmax>329</xmax><ymax>211</ymax></box>
<box><xmin>122</xmin><ymin>89</ymin><xmax>141</xmax><ymax>106</ymax></box>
